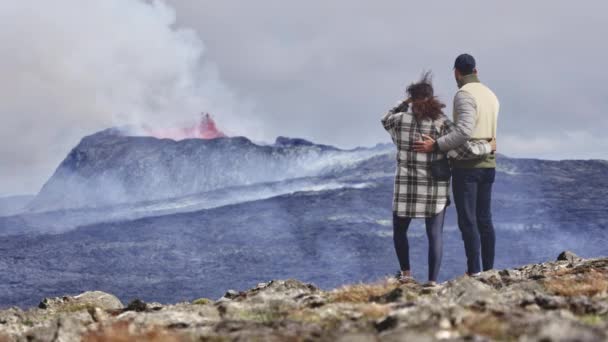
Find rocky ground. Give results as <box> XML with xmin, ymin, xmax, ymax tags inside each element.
<box><xmin>1</xmin><ymin>251</ymin><xmax>607</xmax><ymax>341</ymax></box>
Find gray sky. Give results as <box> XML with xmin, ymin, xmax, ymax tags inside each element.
<box><xmin>1</xmin><ymin>0</ymin><xmax>607</xmax><ymax>195</ymax></box>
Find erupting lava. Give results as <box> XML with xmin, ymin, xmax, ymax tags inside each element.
<box><xmin>144</xmin><ymin>113</ymin><xmax>227</xmax><ymax>140</ymax></box>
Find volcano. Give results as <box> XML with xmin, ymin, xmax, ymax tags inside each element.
<box><xmin>26</xmin><ymin>127</ymin><xmax>375</xmax><ymax>212</ymax></box>
<box><xmin>144</xmin><ymin>113</ymin><xmax>226</xmax><ymax>140</ymax></box>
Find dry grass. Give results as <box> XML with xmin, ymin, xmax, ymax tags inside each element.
<box><xmin>544</xmin><ymin>268</ymin><xmax>608</xmax><ymax>297</ymax></box>
<box><xmin>288</xmin><ymin>308</ymin><xmax>323</xmax><ymax>324</ymax></box>
<box><xmin>329</xmin><ymin>278</ymin><xmax>399</xmax><ymax>303</ymax></box>
<box><xmin>82</xmin><ymin>321</ymin><xmax>184</xmax><ymax>342</ymax></box>
<box><xmin>461</xmin><ymin>313</ymin><xmax>509</xmax><ymax>340</ymax></box>
<box><xmin>359</xmin><ymin>303</ymin><xmax>391</xmax><ymax>320</ymax></box>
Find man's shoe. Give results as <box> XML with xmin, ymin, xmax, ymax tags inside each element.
<box><xmin>466</xmin><ymin>271</ymin><xmax>481</xmax><ymax>278</ymax></box>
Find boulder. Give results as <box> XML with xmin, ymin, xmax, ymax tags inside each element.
<box><xmin>557</xmin><ymin>250</ymin><xmax>583</xmax><ymax>263</ymax></box>
<box><xmin>38</xmin><ymin>291</ymin><xmax>123</xmax><ymax>312</ymax></box>
<box><xmin>438</xmin><ymin>276</ymin><xmax>497</xmax><ymax>306</ymax></box>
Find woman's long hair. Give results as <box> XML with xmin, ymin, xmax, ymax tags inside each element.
<box><xmin>404</xmin><ymin>71</ymin><xmax>446</xmax><ymax>121</ymax></box>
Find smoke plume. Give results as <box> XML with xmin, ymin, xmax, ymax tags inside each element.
<box><xmin>0</xmin><ymin>0</ymin><xmax>259</xmax><ymax>195</ymax></box>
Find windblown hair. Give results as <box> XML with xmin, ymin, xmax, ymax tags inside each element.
<box><xmin>404</xmin><ymin>71</ymin><xmax>446</xmax><ymax>121</ymax></box>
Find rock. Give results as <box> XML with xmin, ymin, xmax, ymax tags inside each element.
<box><xmin>439</xmin><ymin>276</ymin><xmax>497</xmax><ymax>306</ymax></box>
<box><xmin>380</xmin><ymin>327</ymin><xmax>436</xmax><ymax>342</ymax></box>
<box><xmin>370</xmin><ymin>287</ymin><xmax>403</xmax><ymax>303</ymax></box>
<box><xmin>53</xmin><ymin>315</ymin><xmax>90</xmax><ymax>342</ymax></box>
<box><xmin>295</xmin><ymin>293</ymin><xmax>326</xmax><ymax>308</ymax></box>
<box><xmin>223</xmin><ymin>289</ymin><xmax>240</xmax><ymax>300</ymax></box>
<box><xmin>557</xmin><ymin>250</ymin><xmax>583</xmax><ymax>263</ymax></box>
<box><xmin>335</xmin><ymin>332</ymin><xmax>378</xmax><ymax>342</ymax></box>
<box><xmin>125</xmin><ymin>299</ymin><xmax>148</xmax><ymax>312</ymax></box>
<box><xmin>522</xmin><ymin>319</ymin><xmax>607</xmax><ymax>342</ymax></box>
<box><xmin>125</xmin><ymin>304</ymin><xmax>221</xmax><ymax>330</ymax></box>
<box><xmin>375</xmin><ymin>315</ymin><xmax>398</xmax><ymax>332</ymax></box>
<box><xmin>0</xmin><ymin>308</ymin><xmax>29</xmax><ymax>338</ymax></box>
<box><xmin>21</xmin><ymin>315</ymin><xmax>91</xmax><ymax>342</ymax></box>
<box><xmin>38</xmin><ymin>291</ymin><xmax>123</xmax><ymax>312</ymax></box>
<box><xmin>534</xmin><ymin>294</ymin><xmax>567</xmax><ymax>310</ymax></box>
<box><xmin>2</xmin><ymin>257</ymin><xmax>608</xmax><ymax>341</ymax></box>
<box><xmin>90</xmin><ymin>307</ymin><xmax>109</xmax><ymax>323</ymax></box>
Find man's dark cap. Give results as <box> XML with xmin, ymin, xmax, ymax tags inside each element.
<box><xmin>454</xmin><ymin>53</ymin><xmax>476</xmax><ymax>73</ymax></box>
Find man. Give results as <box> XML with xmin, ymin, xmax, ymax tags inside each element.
<box><xmin>414</xmin><ymin>54</ymin><xmax>499</xmax><ymax>276</ymax></box>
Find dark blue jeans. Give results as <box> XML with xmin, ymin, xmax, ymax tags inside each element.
<box><xmin>452</xmin><ymin>168</ymin><xmax>496</xmax><ymax>274</ymax></box>
<box><xmin>393</xmin><ymin>208</ymin><xmax>446</xmax><ymax>282</ymax></box>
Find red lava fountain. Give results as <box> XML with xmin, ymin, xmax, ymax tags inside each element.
<box><xmin>144</xmin><ymin>113</ymin><xmax>227</xmax><ymax>140</ymax></box>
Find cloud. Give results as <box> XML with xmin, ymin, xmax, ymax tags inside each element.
<box><xmin>1</xmin><ymin>0</ymin><xmax>607</xmax><ymax>195</ymax></box>
<box><xmin>501</xmin><ymin>131</ymin><xmax>608</xmax><ymax>160</ymax></box>
<box><xmin>167</xmin><ymin>0</ymin><xmax>608</xmax><ymax>156</ymax></box>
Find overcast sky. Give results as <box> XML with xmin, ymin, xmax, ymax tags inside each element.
<box><xmin>1</xmin><ymin>0</ymin><xmax>607</xmax><ymax>195</ymax></box>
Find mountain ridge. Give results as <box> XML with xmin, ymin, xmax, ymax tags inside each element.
<box><xmin>28</xmin><ymin>129</ymin><xmax>384</xmax><ymax>212</ymax></box>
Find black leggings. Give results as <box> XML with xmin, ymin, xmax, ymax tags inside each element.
<box><xmin>392</xmin><ymin>209</ymin><xmax>446</xmax><ymax>282</ymax></box>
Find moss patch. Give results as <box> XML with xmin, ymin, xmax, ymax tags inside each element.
<box><xmin>192</xmin><ymin>298</ymin><xmax>213</xmax><ymax>305</ymax></box>
<box><xmin>579</xmin><ymin>314</ymin><xmax>608</xmax><ymax>326</ymax></box>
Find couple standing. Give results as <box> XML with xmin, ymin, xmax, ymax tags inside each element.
<box><xmin>381</xmin><ymin>54</ymin><xmax>499</xmax><ymax>286</ymax></box>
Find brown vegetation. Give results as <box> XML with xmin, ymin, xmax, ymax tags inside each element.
<box><xmin>545</xmin><ymin>268</ymin><xmax>608</xmax><ymax>297</ymax></box>
<box><xmin>359</xmin><ymin>303</ymin><xmax>391</xmax><ymax>320</ymax></box>
<box><xmin>82</xmin><ymin>321</ymin><xmax>183</xmax><ymax>342</ymax></box>
<box><xmin>461</xmin><ymin>313</ymin><xmax>509</xmax><ymax>340</ymax></box>
<box><xmin>328</xmin><ymin>278</ymin><xmax>399</xmax><ymax>303</ymax></box>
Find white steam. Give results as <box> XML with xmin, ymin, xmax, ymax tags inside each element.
<box><xmin>0</xmin><ymin>0</ymin><xmax>260</xmax><ymax>195</ymax></box>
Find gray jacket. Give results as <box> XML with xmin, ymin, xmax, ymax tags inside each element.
<box><xmin>436</xmin><ymin>90</ymin><xmax>476</xmax><ymax>152</ymax></box>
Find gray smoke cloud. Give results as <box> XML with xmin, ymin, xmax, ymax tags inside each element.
<box><xmin>2</xmin><ymin>0</ymin><xmax>608</xmax><ymax>196</ymax></box>
<box><xmin>0</xmin><ymin>0</ymin><xmax>261</xmax><ymax>195</ymax></box>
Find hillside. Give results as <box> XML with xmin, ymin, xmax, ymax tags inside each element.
<box><xmin>1</xmin><ymin>135</ymin><xmax>607</xmax><ymax>309</ymax></box>
<box><xmin>1</xmin><ymin>252</ymin><xmax>606</xmax><ymax>341</ymax></box>
<box><xmin>27</xmin><ymin>129</ymin><xmax>376</xmax><ymax>212</ymax></box>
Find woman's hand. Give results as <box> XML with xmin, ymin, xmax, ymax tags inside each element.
<box><xmin>390</xmin><ymin>98</ymin><xmax>411</xmax><ymax>114</ymax></box>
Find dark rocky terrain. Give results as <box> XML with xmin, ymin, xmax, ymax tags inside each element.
<box><xmin>1</xmin><ymin>133</ymin><xmax>607</xmax><ymax>310</ymax></box>
<box><xmin>1</xmin><ymin>252</ymin><xmax>607</xmax><ymax>341</ymax></box>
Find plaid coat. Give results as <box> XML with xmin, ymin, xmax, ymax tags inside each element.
<box><xmin>381</xmin><ymin>109</ymin><xmax>491</xmax><ymax>218</ymax></box>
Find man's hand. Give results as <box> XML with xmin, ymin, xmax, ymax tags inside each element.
<box><xmin>490</xmin><ymin>138</ymin><xmax>497</xmax><ymax>152</ymax></box>
<box><xmin>413</xmin><ymin>134</ymin><xmax>436</xmax><ymax>153</ymax></box>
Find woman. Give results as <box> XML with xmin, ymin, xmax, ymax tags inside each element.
<box><xmin>381</xmin><ymin>72</ymin><xmax>491</xmax><ymax>286</ymax></box>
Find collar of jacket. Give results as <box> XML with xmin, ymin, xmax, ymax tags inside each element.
<box><xmin>457</xmin><ymin>74</ymin><xmax>481</xmax><ymax>88</ymax></box>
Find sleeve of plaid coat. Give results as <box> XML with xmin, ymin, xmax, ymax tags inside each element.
<box><xmin>441</xmin><ymin>119</ymin><xmax>493</xmax><ymax>160</ymax></box>
<box><xmin>381</xmin><ymin>100</ymin><xmax>408</xmax><ymax>141</ymax></box>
